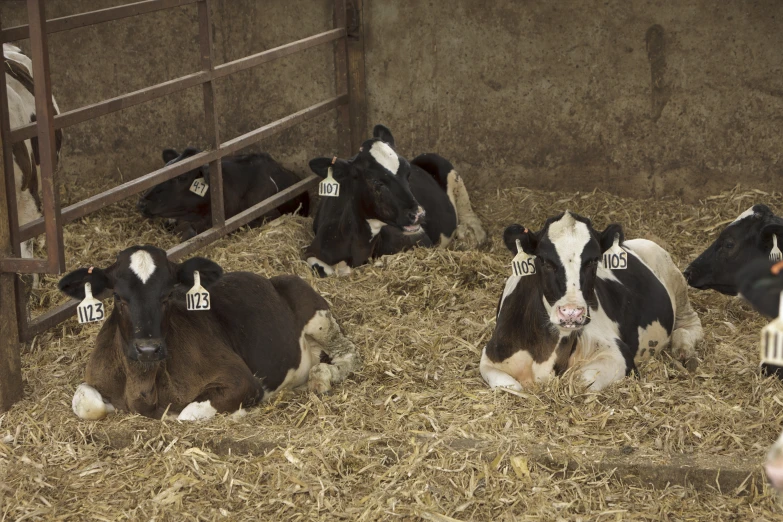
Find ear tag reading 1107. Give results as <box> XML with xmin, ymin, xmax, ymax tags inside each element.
<box><xmin>186</xmin><ymin>271</ymin><xmax>210</xmax><ymax>311</ymax></box>
<box><xmin>319</xmin><ymin>167</ymin><xmax>340</xmax><ymax>198</ymax></box>
<box><xmin>771</xmin><ymin>236</ymin><xmax>782</xmax><ymax>262</ymax></box>
<box><xmin>77</xmin><ymin>282</ymin><xmax>105</xmax><ymax>324</ymax></box>
<box><xmin>602</xmin><ymin>234</ymin><xmax>628</xmax><ymax>270</ymax></box>
<box><xmin>511</xmin><ymin>239</ymin><xmax>536</xmax><ymax>277</ymax></box>
<box><xmin>760</xmin><ymin>290</ymin><xmax>783</xmax><ymax>367</ymax></box>
<box><xmin>189</xmin><ymin>178</ymin><xmax>208</xmax><ymax>197</ymax></box>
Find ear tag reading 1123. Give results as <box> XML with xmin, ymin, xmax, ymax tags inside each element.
<box><xmin>771</xmin><ymin>236</ymin><xmax>782</xmax><ymax>262</ymax></box>
<box><xmin>602</xmin><ymin>234</ymin><xmax>628</xmax><ymax>270</ymax></box>
<box><xmin>319</xmin><ymin>167</ymin><xmax>340</xmax><ymax>198</ymax></box>
<box><xmin>189</xmin><ymin>178</ymin><xmax>208</xmax><ymax>197</ymax></box>
<box><xmin>512</xmin><ymin>239</ymin><xmax>536</xmax><ymax>277</ymax></box>
<box><xmin>760</xmin><ymin>290</ymin><xmax>783</xmax><ymax>367</ymax></box>
<box><xmin>77</xmin><ymin>282</ymin><xmax>105</xmax><ymax>324</ymax></box>
<box><xmin>186</xmin><ymin>271</ymin><xmax>210</xmax><ymax>311</ymax></box>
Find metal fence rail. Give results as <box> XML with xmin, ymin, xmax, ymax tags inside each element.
<box><xmin>0</xmin><ymin>0</ymin><xmax>367</xmax><ymax>411</ymax></box>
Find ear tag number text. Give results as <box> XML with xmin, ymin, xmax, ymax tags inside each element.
<box><xmin>602</xmin><ymin>235</ymin><xmax>628</xmax><ymax>270</ymax></box>
<box><xmin>189</xmin><ymin>178</ymin><xmax>208</xmax><ymax>197</ymax></box>
<box><xmin>511</xmin><ymin>239</ymin><xmax>536</xmax><ymax>277</ymax></box>
<box><xmin>186</xmin><ymin>270</ymin><xmax>211</xmax><ymax>311</ymax></box>
<box><xmin>771</xmin><ymin>235</ymin><xmax>782</xmax><ymax>262</ymax></box>
<box><xmin>760</xmin><ymin>290</ymin><xmax>783</xmax><ymax>367</ymax></box>
<box><xmin>318</xmin><ymin>167</ymin><xmax>340</xmax><ymax>198</ymax></box>
<box><xmin>77</xmin><ymin>282</ymin><xmax>105</xmax><ymax>324</ymax></box>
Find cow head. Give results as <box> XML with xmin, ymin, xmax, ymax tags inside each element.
<box><xmin>136</xmin><ymin>147</ymin><xmax>210</xmax><ymax>221</ymax></box>
<box><xmin>309</xmin><ymin>125</ymin><xmax>425</xmax><ymax>233</ymax></box>
<box><xmin>504</xmin><ymin>212</ymin><xmax>623</xmax><ymax>334</ymax></box>
<box><xmin>684</xmin><ymin>204</ymin><xmax>783</xmax><ymax>295</ymax></box>
<box><xmin>58</xmin><ymin>245</ymin><xmax>222</xmax><ymax>363</ymax></box>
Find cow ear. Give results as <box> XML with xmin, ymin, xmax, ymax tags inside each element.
<box><xmin>760</xmin><ymin>223</ymin><xmax>783</xmax><ymax>250</ymax></box>
<box><xmin>503</xmin><ymin>224</ymin><xmax>537</xmax><ymax>255</ymax></box>
<box><xmin>372</xmin><ymin>124</ymin><xmax>396</xmax><ymax>148</ymax></box>
<box><xmin>309</xmin><ymin>157</ymin><xmax>333</xmax><ymax>179</ymax></box>
<box><xmin>199</xmin><ymin>165</ymin><xmax>210</xmax><ymax>185</ymax></box>
<box><xmin>58</xmin><ymin>266</ymin><xmax>113</xmax><ymax>300</ymax></box>
<box><xmin>176</xmin><ymin>257</ymin><xmax>223</xmax><ymax>288</ymax></box>
<box><xmin>162</xmin><ymin>149</ymin><xmax>179</xmax><ymax>163</ymax></box>
<box><xmin>598</xmin><ymin>224</ymin><xmax>625</xmax><ymax>252</ymax></box>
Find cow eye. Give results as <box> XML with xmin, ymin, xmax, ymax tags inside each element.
<box><xmin>586</xmin><ymin>259</ymin><xmax>599</xmax><ymax>267</ymax></box>
<box><xmin>543</xmin><ymin>260</ymin><xmax>558</xmax><ymax>271</ymax></box>
<box><xmin>723</xmin><ymin>240</ymin><xmax>735</xmax><ymax>250</ymax></box>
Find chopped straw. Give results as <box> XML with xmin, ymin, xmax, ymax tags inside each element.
<box><xmin>2</xmin><ymin>185</ymin><xmax>783</xmax><ymax>520</ymax></box>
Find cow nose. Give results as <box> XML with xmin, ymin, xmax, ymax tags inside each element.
<box><xmin>133</xmin><ymin>339</ymin><xmax>164</xmax><ymax>360</ymax></box>
<box><xmin>408</xmin><ymin>207</ymin><xmax>425</xmax><ymax>224</ymax></box>
<box><xmin>557</xmin><ymin>306</ymin><xmax>586</xmax><ymax>323</ymax></box>
<box><xmin>683</xmin><ymin>266</ymin><xmax>692</xmax><ymax>281</ymax></box>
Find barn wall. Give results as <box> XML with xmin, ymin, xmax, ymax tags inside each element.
<box><xmin>364</xmin><ymin>1</ymin><xmax>783</xmax><ymax>200</ymax></box>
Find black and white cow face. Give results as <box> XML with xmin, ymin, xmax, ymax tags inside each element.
<box><xmin>137</xmin><ymin>148</ymin><xmax>210</xmax><ymax>221</ymax></box>
<box><xmin>504</xmin><ymin>212</ymin><xmax>623</xmax><ymax>333</ymax></box>
<box><xmin>684</xmin><ymin>204</ymin><xmax>783</xmax><ymax>295</ymax></box>
<box><xmin>59</xmin><ymin>246</ymin><xmax>222</xmax><ymax>363</ymax></box>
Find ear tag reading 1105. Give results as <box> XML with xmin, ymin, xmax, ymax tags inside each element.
<box><xmin>186</xmin><ymin>271</ymin><xmax>210</xmax><ymax>311</ymax></box>
<box><xmin>771</xmin><ymin>236</ymin><xmax>782</xmax><ymax>262</ymax></box>
<box><xmin>319</xmin><ymin>167</ymin><xmax>340</xmax><ymax>198</ymax></box>
<box><xmin>77</xmin><ymin>282</ymin><xmax>105</xmax><ymax>324</ymax></box>
<box><xmin>760</xmin><ymin>290</ymin><xmax>783</xmax><ymax>367</ymax></box>
<box><xmin>602</xmin><ymin>234</ymin><xmax>628</xmax><ymax>270</ymax></box>
<box><xmin>511</xmin><ymin>239</ymin><xmax>536</xmax><ymax>277</ymax></box>
<box><xmin>189</xmin><ymin>178</ymin><xmax>208</xmax><ymax>197</ymax></box>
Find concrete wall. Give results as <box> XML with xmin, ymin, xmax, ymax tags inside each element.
<box><xmin>364</xmin><ymin>1</ymin><xmax>783</xmax><ymax>200</ymax></box>
<box><xmin>2</xmin><ymin>1</ymin><xmax>782</xmax><ymax>202</ymax></box>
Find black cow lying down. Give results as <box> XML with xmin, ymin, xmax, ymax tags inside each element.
<box><xmin>481</xmin><ymin>212</ymin><xmax>703</xmax><ymax>391</ymax></box>
<box><xmin>59</xmin><ymin>245</ymin><xmax>360</xmax><ymax>421</ymax></box>
<box><xmin>685</xmin><ymin>204</ymin><xmax>783</xmax><ymax>295</ymax></box>
<box><xmin>137</xmin><ymin>148</ymin><xmax>309</xmax><ymax>240</ymax></box>
<box><xmin>305</xmin><ymin>125</ymin><xmax>486</xmax><ymax>277</ymax></box>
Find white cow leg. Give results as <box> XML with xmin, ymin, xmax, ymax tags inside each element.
<box><xmin>446</xmin><ymin>170</ymin><xmax>487</xmax><ymax>248</ymax></box>
<box><xmin>177</xmin><ymin>400</ymin><xmax>217</xmax><ymax>421</ymax></box>
<box><xmin>580</xmin><ymin>343</ymin><xmax>628</xmax><ymax>391</ymax></box>
<box><xmin>479</xmin><ymin>349</ymin><xmax>523</xmax><ymax>391</ymax></box>
<box><xmin>305</xmin><ymin>310</ymin><xmax>361</xmax><ymax>393</ymax></box>
<box><xmin>72</xmin><ymin>383</ymin><xmax>115</xmax><ymax>420</ymax></box>
<box><xmin>19</xmin><ymin>238</ymin><xmax>39</xmax><ymax>289</ymax></box>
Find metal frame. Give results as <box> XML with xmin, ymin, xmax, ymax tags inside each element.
<box><xmin>0</xmin><ymin>0</ymin><xmax>366</xmax><ymax>408</ymax></box>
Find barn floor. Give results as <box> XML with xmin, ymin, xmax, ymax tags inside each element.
<box><xmin>2</xmin><ymin>185</ymin><xmax>783</xmax><ymax>521</ymax></box>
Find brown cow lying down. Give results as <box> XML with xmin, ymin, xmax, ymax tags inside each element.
<box><xmin>58</xmin><ymin>245</ymin><xmax>361</xmax><ymax>421</ymax></box>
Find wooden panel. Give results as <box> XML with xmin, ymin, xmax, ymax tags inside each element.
<box><xmin>333</xmin><ymin>0</ymin><xmax>351</xmax><ymax>158</ymax></box>
<box><xmin>346</xmin><ymin>0</ymin><xmax>368</xmax><ymax>151</ymax></box>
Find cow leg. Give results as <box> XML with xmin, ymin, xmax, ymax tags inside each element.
<box><xmin>72</xmin><ymin>383</ymin><xmax>115</xmax><ymax>420</ymax></box>
<box><xmin>670</xmin><ymin>280</ymin><xmax>703</xmax><ymax>371</ymax></box>
<box><xmin>446</xmin><ymin>170</ymin><xmax>487</xmax><ymax>248</ymax></box>
<box><xmin>579</xmin><ymin>340</ymin><xmax>628</xmax><ymax>391</ymax></box>
<box><xmin>479</xmin><ymin>351</ymin><xmax>524</xmax><ymax>391</ymax></box>
<box><xmin>20</xmin><ymin>238</ymin><xmax>39</xmax><ymax>289</ymax></box>
<box><xmin>178</xmin><ymin>371</ymin><xmax>263</xmax><ymax>422</ymax></box>
<box><xmin>303</xmin><ymin>310</ymin><xmax>361</xmax><ymax>393</ymax></box>
<box><xmin>766</xmin><ymin>429</ymin><xmax>783</xmax><ymax>492</ymax></box>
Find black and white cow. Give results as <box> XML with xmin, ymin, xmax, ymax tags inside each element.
<box><xmin>305</xmin><ymin>125</ymin><xmax>486</xmax><ymax>277</ymax></box>
<box><xmin>684</xmin><ymin>204</ymin><xmax>783</xmax><ymax>295</ymax></box>
<box><xmin>58</xmin><ymin>245</ymin><xmax>360</xmax><ymax>421</ymax></box>
<box><xmin>481</xmin><ymin>212</ymin><xmax>702</xmax><ymax>391</ymax></box>
<box><xmin>137</xmin><ymin>148</ymin><xmax>309</xmax><ymax>240</ymax></box>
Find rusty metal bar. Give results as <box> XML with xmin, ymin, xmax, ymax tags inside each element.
<box><xmin>1</xmin><ymin>0</ymin><xmax>199</xmax><ymax>43</ymax></box>
<box><xmin>333</xmin><ymin>0</ymin><xmax>351</xmax><ymax>158</ymax></box>
<box><xmin>27</xmin><ymin>0</ymin><xmax>65</xmax><ymax>274</ymax></box>
<box><xmin>7</xmin><ymin>28</ymin><xmax>347</xmax><ymax>144</ymax></box>
<box><xmin>0</xmin><ymin>47</ymin><xmax>21</xmax><ymax>259</ymax></box>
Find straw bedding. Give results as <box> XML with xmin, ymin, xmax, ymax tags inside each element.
<box><xmin>2</xmin><ymin>185</ymin><xmax>783</xmax><ymax>521</ymax></box>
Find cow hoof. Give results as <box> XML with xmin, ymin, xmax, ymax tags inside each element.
<box><xmin>684</xmin><ymin>357</ymin><xmax>699</xmax><ymax>373</ymax></box>
<box><xmin>72</xmin><ymin>383</ymin><xmax>114</xmax><ymax>420</ymax></box>
<box><xmin>177</xmin><ymin>400</ymin><xmax>217</xmax><ymax>421</ymax></box>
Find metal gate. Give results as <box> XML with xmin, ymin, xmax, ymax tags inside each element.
<box><xmin>0</xmin><ymin>0</ymin><xmax>367</xmax><ymax>410</ymax></box>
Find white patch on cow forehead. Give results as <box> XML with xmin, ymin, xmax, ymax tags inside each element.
<box><xmin>548</xmin><ymin>214</ymin><xmax>591</xmax><ymax>265</ymax></box>
<box><xmin>129</xmin><ymin>250</ymin><xmax>156</xmax><ymax>284</ymax></box>
<box><xmin>730</xmin><ymin>206</ymin><xmax>757</xmax><ymax>225</ymax></box>
<box><xmin>369</xmin><ymin>141</ymin><xmax>400</xmax><ymax>174</ymax></box>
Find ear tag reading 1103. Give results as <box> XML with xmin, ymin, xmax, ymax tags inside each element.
<box><xmin>511</xmin><ymin>239</ymin><xmax>536</xmax><ymax>277</ymax></box>
<box><xmin>77</xmin><ymin>282</ymin><xmax>105</xmax><ymax>324</ymax></box>
<box><xmin>771</xmin><ymin>236</ymin><xmax>782</xmax><ymax>262</ymax></box>
<box><xmin>319</xmin><ymin>167</ymin><xmax>340</xmax><ymax>198</ymax></box>
<box><xmin>186</xmin><ymin>271</ymin><xmax>210</xmax><ymax>311</ymax></box>
<box><xmin>189</xmin><ymin>178</ymin><xmax>208</xmax><ymax>197</ymax></box>
<box><xmin>602</xmin><ymin>234</ymin><xmax>628</xmax><ymax>270</ymax></box>
<box><xmin>760</xmin><ymin>290</ymin><xmax>783</xmax><ymax>367</ymax></box>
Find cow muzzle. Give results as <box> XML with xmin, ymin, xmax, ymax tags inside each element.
<box><xmin>556</xmin><ymin>305</ymin><xmax>590</xmax><ymax>329</ymax></box>
<box><xmin>403</xmin><ymin>207</ymin><xmax>426</xmax><ymax>234</ymax></box>
<box><xmin>131</xmin><ymin>338</ymin><xmax>166</xmax><ymax>362</ymax></box>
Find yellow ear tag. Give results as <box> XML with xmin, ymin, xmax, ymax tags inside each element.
<box><xmin>761</xmin><ymin>290</ymin><xmax>783</xmax><ymax>367</ymax></box>
<box><xmin>770</xmin><ymin>235</ymin><xmax>782</xmax><ymax>262</ymax></box>
<box><xmin>318</xmin><ymin>167</ymin><xmax>340</xmax><ymax>198</ymax></box>
<box><xmin>77</xmin><ymin>282</ymin><xmax>105</xmax><ymax>324</ymax></box>
<box><xmin>602</xmin><ymin>234</ymin><xmax>628</xmax><ymax>270</ymax></box>
<box><xmin>189</xmin><ymin>178</ymin><xmax>208</xmax><ymax>197</ymax></box>
<box><xmin>186</xmin><ymin>271</ymin><xmax>210</xmax><ymax>311</ymax></box>
<box><xmin>511</xmin><ymin>239</ymin><xmax>536</xmax><ymax>277</ymax></box>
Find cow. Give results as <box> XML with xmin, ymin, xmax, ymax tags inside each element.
<box><xmin>4</xmin><ymin>44</ymin><xmax>63</xmax><ymax>283</ymax></box>
<box><xmin>480</xmin><ymin>212</ymin><xmax>703</xmax><ymax>392</ymax></box>
<box><xmin>137</xmin><ymin>147</ymin><xmax>310</xmax><ymax>240</ymax></box>
<box><xmin>684</xmin><ymin>204</ymin><xmax>783</xmax><ymax>295</ymax></box>
<box><xmin>58</xmin><ymin>245</ymin><xmax>361</xmax><ymax>421</ymax></box>
<box><xmin>305</xmin><ymin>124</ymin><xmax>486</xmax><ymax>277</ymax></box>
